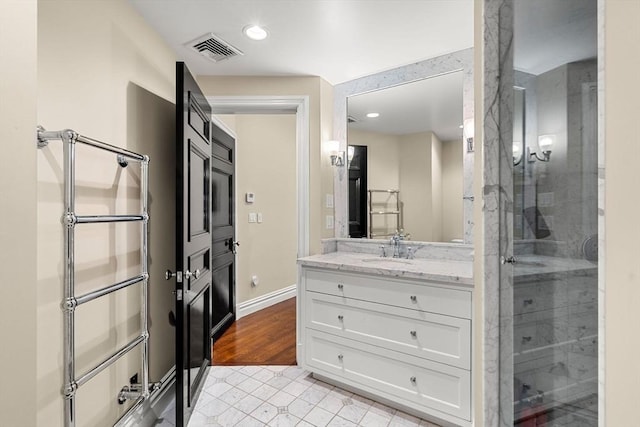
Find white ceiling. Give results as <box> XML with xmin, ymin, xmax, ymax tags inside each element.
<box><xmin>129</xmin><ymin>0</ymin><xmax>596</xmax><ymax>138</ymax></box>
<box><xmin>514</xmin><ymin>0</ymin><xmax>597</xmax><ymax>75</ymax></box>
<box><xmin>348</xmin><ymin>70</ymin><xmax>463</xmax><ymax>141</ymax></box>
<box><xmin>129</xmin><ymin>0</ymin><xmax>474</xmax><ymax>85</ymax></box>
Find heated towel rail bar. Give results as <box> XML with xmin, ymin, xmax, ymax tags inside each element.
<box><xmin>37</xmin><ymin>127</ymin><xmax>160</xmax><ymax>427</ymax></box>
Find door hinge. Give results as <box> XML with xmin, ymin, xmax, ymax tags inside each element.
<box><xmin>176</xmin><ymin>289</ymin><xmax>183</xmax><ymax>301</ymax></box>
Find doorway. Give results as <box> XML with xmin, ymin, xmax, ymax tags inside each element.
<box><xmin>208</xmin><ymin>96</ymin><xmax>311</xmax><ymax>366</ymax></box>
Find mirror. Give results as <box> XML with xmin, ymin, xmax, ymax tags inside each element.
<box><xmin>346</xmin><ymin>72</ymin><xmax>464</xmax><ymax>242</ymax></box>
<box><xmin>332</xmin><ymin>48</ymin><xmax>474</xmax><ymax>244</ymax></box>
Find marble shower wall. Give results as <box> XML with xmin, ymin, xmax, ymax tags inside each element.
<box><xmin>332</xmin><ymin>48</ymin><xmax>474</xmax><ymax>243</ymax></box>
<box><xmin>482</xmin><ymin>1</ymin><xmax>514</xmax><ymax>426</ymax></box>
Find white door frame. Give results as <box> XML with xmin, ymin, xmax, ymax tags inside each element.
<box><xmin>207</xmin><ymin>95</ymin><xmax>311</xmax><ymax>260</ymax></box>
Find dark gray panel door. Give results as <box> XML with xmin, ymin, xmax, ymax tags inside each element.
<box><xmin>210</xmin><ymin>124</ymin><xmax>236</xmax><ymax>341</ymax></box>
<box><xmin>175</xmin><ymin>62</ymin><xmax>212</xmax><ymax>426</ymax></box>
<box><xmin>348</xmin><ymin>145</ymin><xmax>367</xmax><ymax>238</ymax></box>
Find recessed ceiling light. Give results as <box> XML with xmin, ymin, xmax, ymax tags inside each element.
<box><xmin>243</xmin><ymin>25</ymin><xmax>268</xmax><ymax>41</ymax></box>
<box><xmin>366</xmin><ymin>112</ymin><xmax>380</xmax><ymax>118</ymax></box>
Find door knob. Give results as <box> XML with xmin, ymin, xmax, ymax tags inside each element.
<box><xmin>501</xmin><ymin>256</ymin><xmax>517</xmax><ymax>265</ymax></box>
<box><xmin>226</xmin><ymin>239</ymin><xmax>240</xmax><ymax>254</ymax></box>
<box><xmin>184</xmin><ymin>269</ymin><xmax>200</xmax><ymax>280</ymax></box>
<box><xmin>165</xmin><ymin>270</ymin><xmax>182</xmax><ymax>282</ymax></box>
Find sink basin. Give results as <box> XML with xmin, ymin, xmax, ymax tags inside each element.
<box><xmin>361</xmin><ymin>258</ymin><xmax>412</xmax><ymax>265</ymax></box>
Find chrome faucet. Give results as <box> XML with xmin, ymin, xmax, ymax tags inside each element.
<box><xmin>390</xmin><ymin>230</ymin><xmax>402</xmax><ymax>258</ymax></box>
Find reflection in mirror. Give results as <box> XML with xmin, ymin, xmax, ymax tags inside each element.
<box><xmin>346</xmin><ymin>72</ymin><xmax>463</xmax><ymax>243</ymax></box>
<box><xmin>333</xmin><ymin>48</ymin><xmax>473</xmax><ymax>243</ymax></box>
<box><xmin>513</xmin><ymin>87</ymin><xmax>525</xmax><ymax>240</ymax></box>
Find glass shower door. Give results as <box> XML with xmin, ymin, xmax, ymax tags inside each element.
<box><xmin>506</xmin><ymin>1</ymin><xmax>599</xmax><ymax>425</ymax></box>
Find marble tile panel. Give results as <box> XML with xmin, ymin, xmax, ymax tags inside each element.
<box><xmin>268</xmin><ymin>413</ymin><xmax>301</xmax><ymax>427</ymax></box>
<box><xmin>234</xmin><ymin>394</ymin><xmax>264</xmax><ymax>416</ymax></box>
<box><xmin>337</xmin><ymin>402</ymin><xmax>368</xmax><ymax>424</ymax></box>
<box><xmin>359</xmin><ymin>410</ymin><xmax>391</xmax><ymax>427</ymax></box>
<box><xmin>286</xmin><ymin>397</ymin><xmax>315</xmax><ymax>419</ymax></box>
<box><xmin>326</xmin><ymin>416</ymin><xmax>357</xmax><ymax>427</ymax></box>
<box><xmin>281</xmin><ymin>379</ymin><xmax>310</xmax><ymax>397</ymax></box>
<box><xmin>251</xmin><ymin>383</ymin><xmax>279</xmax><ymax>401</ymax></box>
<box><xmin>250</xmin><ymin>402</ymin><xmax>278</xmax><ymax>424</ymax></box>
<box><xmin>303</xmin><ymin>406</ymin><xmax>335</xmax><ymax>427</ymax></box>
<box><xmin>216</xmin><ymin>407</ymin><xmax>248</xmax><ymax>427</ymax></box>
<box><xmin>234</xmin><ymin>415</ymin><xmax>265</xmax><ymax>427</ymax></box>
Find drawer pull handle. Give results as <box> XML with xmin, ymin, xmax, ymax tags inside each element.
<box><xmin>523</xmin><ymin>299</ymin><xmax>533</xmax><ymax>306</ymax></box>
<box><xmin>410</xmin><ymin>295</ymin><xmax>417</xmax><ymax>303</ymax></box>
<box><xmin>337</xmin><ymin>284</ymin><xmax>344</xmax><ymax>290</ymax></box>
<box><xmin>410</xmin><ymin>376</ymin><xmax>417</xmax><ymax>384</ymax></box>
<box><xmin>338</xmin><ymin>315</ymin><xmax>344</xmax><ymax>321</ymax></box>
<box><xmin>522</xmin><ymin>336</ymin><xmax>532</xmax><ymax>343</ymax></box>
<box><xmin>338</xmin><ymin>354</ymin><xmax>343</xmax><ymax>361</ymax></box>
<box><xmin>410</xmin><ymin>330</ymin><xmax>417</xmax><ymax>338</ymax></box>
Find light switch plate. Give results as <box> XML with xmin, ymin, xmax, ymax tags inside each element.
<box><xmin>257</xmin><ymin>213</ymin><xmax>263</xmax><ymax>223</ymax></box>
<box><xmin>248</xmin><ymin>213</ymin><xmax>257</xmax><ymax>223</ymax></box>
<box><xmin>326</xmin><ymin>215</ymin><xmax>334</xmax><ymax>229</ymax></box>
<box><xmin>325</xmin><ymin>194</ymin><xmax>334</xmax><ymax>208</ymax></box>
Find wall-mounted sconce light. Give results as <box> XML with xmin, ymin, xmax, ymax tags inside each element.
<box><xmin>528</xmin><ymin>134</ymin><xmax>554</xmax><ymax>162</ymax></box>
<box><xmin>326</xmin><ymin>140</ymin><xmax>344</xmax><ymax>167</ymax></box>
<box><xmin>513</xmin><ymin>142</ymin><xmax>523</xmax><ymax>166</ymax></box>
<box><xmin>463</xmin><ymin>119</ymin><xmax>474</xmax><ymax>153</ymax></box>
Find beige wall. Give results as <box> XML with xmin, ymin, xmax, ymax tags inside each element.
<box><xmin>197</xmin><ymin>76</ymin><xmax>334</xmax><ymax>253</ymax></box>
<box><xmin>442</xmin><ymin>140</ymin><xmax>464</xmax><ymax>242</ymax></box>
<box><xmin>232</xmin><ymin>115</ymin><xmax>298</xmax><ymax>304</ymax></box>
<box><xmin>347</xmin><ymin>129</ymin><xmax>401</xmax><ymax>237</ymax></box>
<box><xmin>320</xmin><ymin>79</ymin><xmax>335</xmax><ymax>236</ymax></box>
<box><xmin>605</xmin><ymin>0</ymin><xmax>640</xmax><ymax>424</ymax></box>
<box><xmin>399</xmin><ymin>132</ymin><xmax>433</xmax><ymax>241</ymax></box>
<box><xmin>348</xmin><ymin>128</ymin><xmax>401</xmax><ymax>190</ymax></box>
<box><xmin>431</xmin><ymin>133</ymin><xmax>443</xmax><ymax>242</ymax></box>
<box><xmin>0</xmin><ymin>1</ymin><xmax>38</xmax><ymax>425</ymax></box>
<box><xmin>37</xmin><ymin>1</ymin><xmax>176</xmax><ymax>426</ymax></box>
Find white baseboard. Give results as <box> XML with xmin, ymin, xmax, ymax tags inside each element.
<box><xmin>236</xmin><ymin>284</ymin><xmax>296</xmax><ymax>319</ymax></box>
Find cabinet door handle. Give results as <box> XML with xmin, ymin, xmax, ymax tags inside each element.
<box><xmin>410</xmin><ymin>376</ymin><xmax>417</xmax><ymax>384</ymax></box>
<box><xmin>338</xmin><ymin>315</ymin><xmax>344</xmax><ymax>321</ymax></box>
<box><xmin>337</xmin><ymin>283</ymin><xmax>344</xmax><ymax>290</ymax></box>
<box><xmin>523</xmin><ymin>299</ymin><xmax>533</xmax><ymax>306</ymax></box>
<box><xmin>338</xmin><ymin>354</ymin><xmax>344</xmax><ymax>361</ymax></box>
<box><xmin>522</xmin><ymin>336</ymin><xmax>532</xmax><ymax>343</ymax></box>
<box><xmin>410</xmin><ymin>295</ymin><xmax>417</xmax><ymax>302</ymax></box>
<box><xmin>410</xmin><ymin>330</ymin><xmax>417</xmax><ymax>338</ymax></box>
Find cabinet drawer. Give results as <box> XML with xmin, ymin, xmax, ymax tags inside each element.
<box><xmin>305</xmin><ymin>329</ymin><xmax>471</xmax><ymax>421</ymax></box>
<box><xmin>304</xmin><ymin>268</ymin><xmax>471</xmax><ymax>319</ymax></box>
<box><xmin>305</xmin><ymin>292</ymin><xmax>471</xmax><ymax>369</ymax></box>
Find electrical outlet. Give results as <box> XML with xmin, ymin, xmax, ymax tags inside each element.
<box><xmin>130</xmin><ymin>373</ymin><xmax>138</xmax><ymax>384</ymax></box>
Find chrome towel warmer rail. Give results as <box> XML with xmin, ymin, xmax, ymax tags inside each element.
<box><xmin>37</xmin><ymin>127</ymin><xmax>160</xmax><ymax>427</ymax></box>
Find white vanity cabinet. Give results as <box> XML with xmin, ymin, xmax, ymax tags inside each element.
<box><xmin>298</xmin><ymin>265</ymin><xmax>473</xmax><ymax>427</ymax></box>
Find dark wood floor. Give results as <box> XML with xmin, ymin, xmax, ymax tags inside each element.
<box><xmin>212</xmin><ymin>297</ymin><xmax>297</xmax><ymax>366</ymax></box>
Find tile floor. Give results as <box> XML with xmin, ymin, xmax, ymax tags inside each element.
<box><xmin>156</xmin><ymin>365</ymin><xmax>441</xmax><ymax>427</ymax></box>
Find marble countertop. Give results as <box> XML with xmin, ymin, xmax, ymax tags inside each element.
<box><xmin>298</xmin><ymin>252</ymin><xmax>474</xmax><ymax>286</ymax></box>
<box><xmin>513</xmin><ymin>255</ymin><xmax>597</xmax><ymax>281</ymax></box>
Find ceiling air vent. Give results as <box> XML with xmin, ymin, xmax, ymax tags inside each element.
<box><xmin>186</xmin><ymin>33</ymin><xmax>243</xmax><ymax>63</ymax></box>
<box><xmin>347</xmin><ymin>115</ymin><xmax>358</xmax><ymax>124</ymax></box>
